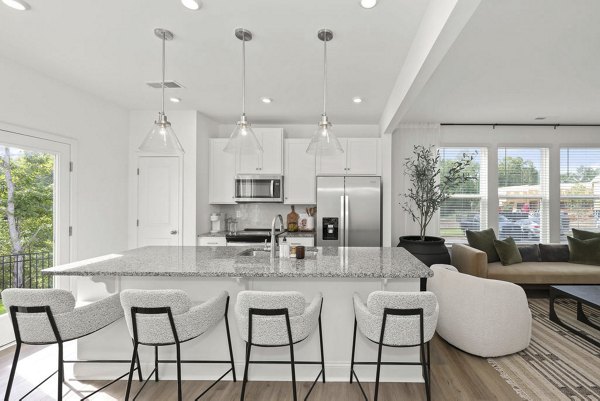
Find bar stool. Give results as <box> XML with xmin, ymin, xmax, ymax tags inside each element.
<box><xmin>350</xmin><ymin>291</ymin><xmax>439</xmax><ymax>401</ymax></box>
<box><xmin>235</xmin><ymin>290</ymin><xmax>325</xmax><ymax>401</ymax></box>
<box><xmin>120</xmin><ymin>289</ymin><xmax>235</xmax><ymax>401</ymax></box>
<box><xmin>2</xmin><ymin>288</ymin><xmax>138</xmax><ymax>401</ymax></box>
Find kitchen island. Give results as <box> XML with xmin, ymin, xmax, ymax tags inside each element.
<box><xmin>43</xmin><ymin>246</ymin><xmax>432</xmax><ymax>382</ymax></box>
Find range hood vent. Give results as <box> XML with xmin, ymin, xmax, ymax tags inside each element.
<box><xmin>146</xmin><ymin>81</ymin><xmax>184</xmax><ymax>89</ymax></box>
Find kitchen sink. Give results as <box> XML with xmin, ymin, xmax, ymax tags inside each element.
<box><xmin>237</xmin><ymin>248</ymin><xmax>271</xmax><ymax>257</ymax></box>
<box><xmin>237</xmin><ymin>248</ymin><xmax>319</xmax><ymax>258</ymax></box>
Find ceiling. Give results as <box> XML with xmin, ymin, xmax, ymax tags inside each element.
<box><xmin>0</xmin><ymin>0</ymin><xmax>430</xmax><ymax>124</ymax></box>
<box><xmin>403</xmin><ymin>0</ymin><xmax>600</xmax><ymax>124</ymax></box>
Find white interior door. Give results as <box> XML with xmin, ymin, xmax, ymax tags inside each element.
<box><xmin>0</xmin><ymin>126</ymin><xmax>71</xmax><ymax>347</ymax></box>
<box><xmin>137</xmin><ymin>156</ymin><xmax>181</xmax><ymax>247</ymax></box>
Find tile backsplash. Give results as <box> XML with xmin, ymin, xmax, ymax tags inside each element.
<box><xmin>214</xmin><ymin>203</ymin><xmax>316</xmax><ymax>231</ymax></box>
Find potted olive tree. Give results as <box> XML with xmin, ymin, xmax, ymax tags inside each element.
<box><xmin>398</xmin><ymin>145</ymin><xmax>474</xmax><ymax>266</ymax></box>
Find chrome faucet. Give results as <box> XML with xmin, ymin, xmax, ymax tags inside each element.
<box><xmin>270</xmin><ymin>214</ymin><xmax>286</xmax><ymax>258</ymax></box>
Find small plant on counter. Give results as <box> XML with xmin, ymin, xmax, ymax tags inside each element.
<box><xmin>401</xmin><ymin>145</ymin><xmax>474</xmax><ymax>241</ymax></box>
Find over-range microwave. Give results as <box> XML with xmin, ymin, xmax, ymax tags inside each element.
<box><xmin>234</xmin><ymin>175</ymin><xmax>284</xmax><ymax>203</ymax></box>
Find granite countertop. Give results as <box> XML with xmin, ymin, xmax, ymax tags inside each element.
<box><xmin>43</xmin><ymin>246</ymin><xmax>431</xmax><ymax>279</ymax></box>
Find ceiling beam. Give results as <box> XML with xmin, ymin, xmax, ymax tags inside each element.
<box><xmin>379</xmin><ymin>0</ymin><xmax>482</xmax><ymax>134</ymax></box>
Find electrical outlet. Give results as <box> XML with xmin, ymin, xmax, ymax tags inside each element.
<box><xmin>236</xmin><ymin>210</ymin><xmax>242</xmax><ymax>219</ymax></box>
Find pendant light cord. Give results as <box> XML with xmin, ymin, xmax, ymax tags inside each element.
<box><xmin>323</xmin><ymin>36</ymin><xmax>327</xmax><ymax>116</ymax></box>
<box><xmin>242</xmin><ymin>34</ymin><xmax>246</xmax><ymax>116</ymax></box>
<box><xmin>161</xmin><ymin>32</ymin><xmax>166</xmax><ymax>116</ymax></box>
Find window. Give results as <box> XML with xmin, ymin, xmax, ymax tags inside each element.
<box><xmin>439</xmin><ymin>147</ymin><xmax>487</xmax><ymax>242</ymax></box>
<box><xmin>497</xmin><ymin>148</ymin><xmax>549</xmax><ymax>243</ymax></box>
<box><xmin>560</xmin><ymin>148</ymin><xmax>600</xmax><ymax>241</ymax></box>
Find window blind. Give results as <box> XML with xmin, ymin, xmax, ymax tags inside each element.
<box><xmin>439</xmin><ymin>147</ymin><xmax>486</xmax><ymax>243</ymax></box>
<box><xmin>560</xmin><ymin>148</ymin><xmax>600</xmax><ymax>242</ymax></box>
<box><xmin>497</xmin><ymin>147</ymin><xmax>549</xmax><ymax>243</ymax></box>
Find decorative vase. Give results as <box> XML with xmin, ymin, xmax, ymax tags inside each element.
<box><xmin>397</xmin><ymin>236</ymin><xmax>451</xmax><ymax>267</ymax></box>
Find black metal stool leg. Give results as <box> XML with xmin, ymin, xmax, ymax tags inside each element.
<box><xmin>135</xmin><ymin>344</ymin><xmax>143</xmax><ymax>382</ymax></box>
<box><xmin>4</xmin><ymin>342</ymin><xmax>21</xmax><ymax>401</ymax></box>
<box><xmin>240</xmin><ymin>342</ymin><xmax>251</xmax><ymax>401</ymax></box>
<box><xmin>289</xmin><ymin>342</ymin><xmax>298</xmax><ymax>401</ymax></box>
<box><xmin>318</xmin><ymin>313</ymin><xmax>326</xmax><ymax>383</ymax></box>
<box><xmin>350</xmin><ymin>319</ymin><xmax>357</xmax><ymax>383</ymax></box>
<box><xmin>124</xmin><ymin>342</ymin><xmax>139</xmax><ymax>401</ymax></box>
<box><xmin>175</xmin><ymin>342</ymin><xmax>182</xmax><ymax>401</ymax></box>
<box><xmin>224</xmin><ymin>307</ymin><xmax>237</xmax><ymax>382</ymax></box>
<box><xmin>57</xmin><ymin>342</ymin><xmax>64</xmax><ymax>401</ymax></box>
<box><xmin>155</xmin><ymin>345</ymin><xmax>159</xmax><ymax>382</ymax></box>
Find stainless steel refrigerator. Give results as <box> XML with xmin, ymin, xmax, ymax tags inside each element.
<box><xmin>316</xmin><ymin>176</ymin><xmax>381</xmax><ymax>247</ymax></box>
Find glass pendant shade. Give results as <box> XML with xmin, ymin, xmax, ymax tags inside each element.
<box><xmin>139</xmin><ymin>113</ymin><xmax>184</xmax><ymax>154</ymax></box>
<box><xmin>307</xmin><ymin>114</ymin><xmax>344</xmax><ymax>155</ymax></box>
<box><xmin>223</xmin><ymin>114</ymin><xmax>263</xmax><ymax>154</ymax></box>
<box><xmin>139</xmin><ymin>28</ymin><xmax>184</xmax><ymax>155</ymax></box>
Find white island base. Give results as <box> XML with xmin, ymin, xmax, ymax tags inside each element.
<box><xmin>72</xmin><ymin>275</ymin><xmax>425</xmax><ymax>384</ymax></box>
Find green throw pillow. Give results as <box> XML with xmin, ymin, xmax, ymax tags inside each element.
<box><xmin>466</xmin><ymin>228</ymin><xmax>500</xmax><ymax>263</ymax></box>
<box><xmin>572</xmin><ymin>228</ymin><xmax>600</xmax><ymax>241</ymax></box>
<box><xmin>567</xmin><ymin>236</ymin><xmax>600</xmax><ymax>266</ymax></box>
<box><xmin>493</xmin><ymin>237</ymin><xmax>523</xmax><ymax>266</ymax></box>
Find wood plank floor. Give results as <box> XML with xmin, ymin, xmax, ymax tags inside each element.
<box><xmin>0</xmin><ymin>334</ymin><xmax>520</xmax><ymax>401</ymax></box>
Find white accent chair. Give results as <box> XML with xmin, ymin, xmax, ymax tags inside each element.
<box><xmin>119</xmin><ymin>289</ymin><xmax>235</xmax><ymax>401</ymax></box>
<box><xmin>234</xmin><ymin>290</ymin><xmax>324</xmax><ymax>401</ymax></box>
<box><xmin>427</xmin><ymin>264</ymin><xmax>532</xmax><ymax>357</ymax></box>
<box><xmin>2</xmin><ymin>288</ymin><xmax>129</xmax><ymax>401</ymax></box>
<box><xmin>351</xmin><ymin>291</ymin><xmax>439</xmax><ymax>401</ymax></box>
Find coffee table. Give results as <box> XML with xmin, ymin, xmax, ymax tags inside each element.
<box><xmin>549</xmin><ymin>285</ymin><xmax>600</xmax><ymax>347</ymax></box>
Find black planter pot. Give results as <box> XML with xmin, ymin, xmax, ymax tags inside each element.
<box><xmin>397</xmin><ymin>236</ymin><xmax>451</xmax><ymax>267</ymax></box>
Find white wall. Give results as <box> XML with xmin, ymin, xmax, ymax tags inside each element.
<box><xmin>196</xmin><ymin>112</ymin><xmax>220</xmax><ymax>235</ymax></box>
<box><xmin>391</xmin><ymin>124</ymin><xmax>600</xmax><ymax>243</ymax></box>
<box><xmin>0</xmin><ymin>55</ymin><xmax>129</xmax><ymax>261</ymax></box>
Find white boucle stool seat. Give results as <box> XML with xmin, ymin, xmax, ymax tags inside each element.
<box><xmin>235</xmin><ymin>290</ymin><xmax>325</xmax><ymax>401</ymax></box>
<box><xmin>351</xmin><ymin>291</ymin><xmax>439</xmax><ymax>401</ymax></box>
<box><xmin>119</xmin><ymin>289</ymin><xmax>235</xmax><ymax>401</ymax></box>
<box><xmin>428</xmin><ymin>264</ymin><xmax>532</xmax><ymax>357</ymax></box>
<box><xmin>235</xmin><ymin>290</ymin><xmax>323</xmax><ymax>346</ymax></box>
<box><xmin>1</xmin><ymin>288</ymin><xmax>127</xmax><ymax>401</ymax></box>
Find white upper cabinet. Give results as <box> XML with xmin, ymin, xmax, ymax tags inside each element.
<box><xmin>316</xmin><ymin>139</ymin><xmax>348</xmax><ymax>175</ymax></box>
<box><xmin>237</xmin><ymin>128</ymin><xmax>283</xmax><ymax>175</ymax></box>
<box><xmin>346</xmin><ymin>138</ymin><xmax>380</xmax><ymax>175</ymax></box>
<box><xmin>209</xmin><ymin>138</ymin><xmax>236</xmax><ymax>204</ymax></box>
<box><xmin>284</xmin><ymin>139</ymin><xmax>316</xmax><ymax>204</ymax></box>
<box><xmin>316</xmin><ymin>138</ymin><xmax>380</xmax><ymax>176</ymax></box>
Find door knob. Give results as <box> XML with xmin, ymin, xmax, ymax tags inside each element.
<box><xmin>170</xmin><ymin>230</ymin><xmax>178</xmax><ymax>235</ymax></box>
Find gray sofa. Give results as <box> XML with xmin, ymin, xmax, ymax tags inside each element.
<box><xmin>451</xmin><ymin>243</ymin><xmax>600</xmax><ymax>285</ymax></box>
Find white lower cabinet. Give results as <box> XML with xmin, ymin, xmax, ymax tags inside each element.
<box><xmin>198</xmin><ymin>236</ymin><xmax>227</xmax><ymax>246</ymax></box>
<box><xmin>278</xmin><ymin>236</ymin><xmax>315</xmax><ymax>247</ymax></box>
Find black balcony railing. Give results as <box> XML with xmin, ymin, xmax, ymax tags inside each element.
<box><xmin>0</xmin><ymin>252</ymin><xmax>53</xmax><ymax>295</ymax></box>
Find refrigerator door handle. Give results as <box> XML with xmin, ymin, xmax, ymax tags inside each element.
<box><xmin>344</xmin><ymin>195</ymin><xmax>349</xmax><ymax>246</ymax></box>
<box><xmin>340</xmin><ymin>195</ymin><xmax>345</xmax><ymax>246</ymax></box>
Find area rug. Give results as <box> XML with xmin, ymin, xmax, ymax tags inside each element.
<box><xmin>489</xmin><ymin>298</ymin><xmax>600</xmax><ymax>401</ymax></box>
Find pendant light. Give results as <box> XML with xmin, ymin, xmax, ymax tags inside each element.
<box><xmin>306</xmin><ymin>29</ymin><xmax>344</xmax><ymax>155</ymax></box>
<box><xmin>139</xmin><ymin>28</ymin><xmax>184</xmax><ymax>154</ymax></box>
<box><xmin>224</xmin><ymin>28</ymin><xmax>263</xmax><ymax>154</ymax></box>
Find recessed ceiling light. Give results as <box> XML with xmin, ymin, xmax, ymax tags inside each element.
<box><xmin>170</xmin><ymin>97</ymin><xmax>181</xmax><ymax>103</ymax></box>
<box><xmin>181</xmin><ymin>0</ymin><xmax>201</xmax><ymax>10</ymax></box>
<box><xmin>352</xmin><ymin>97</ymin><xmax>363</xmax><ymax>104</ymax></box>
<box><xmin>2</xmin><ymin>0</ymin><xmax>30</xmax><ymax>11</ymax></box>
<box><xmin>260</xmin><ymin>97</ymin><xmax>273</xmax><ymax>104</ymax></box>
<box><xmin>360</xmin><ymin>0</ymin><xmax>377</xmax><ymax>9</ymax></box>
<box><xmin>534</xmin><ymin>117</ymin><xmax>546</xmax><ymax>120</ymax></box>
